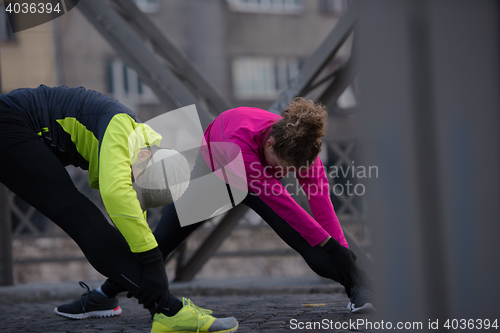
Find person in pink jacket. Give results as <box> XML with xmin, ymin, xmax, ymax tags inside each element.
<box><xmin>201</xmin><ymin>102</ymin><xmax>349</xmax><ymax>249</ymax></box>
<box><xmin>56</xmin><ymin>98</ymin><xmax>375</xmax><ymax>321</ymax></box>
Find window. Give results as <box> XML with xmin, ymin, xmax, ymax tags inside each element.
<box><xmin>226</xmin><ymin>0</ymin><xmax>303</xmax><ymax>14</ymax></box>
<box><xmin>132</xmin><ymin>0</ymin><xmax>160</xmax><ymax>13</ymax></box>
<box><xmin>0</xmin><ymin>4</ymin><xmax>16</xmax><ymax>42</ymax></box>
<box><xmin>319</xmin><ymin>0</ymin><xmax>349</xmax><ymax>16</ymax></box>
<box><xmin>232</xmin><ymin>56</ymin><xmax>301</xmax><ymax>99</ymax></box>
<box><xmin>106</xmin><ymin>59</ymin><xmax>157</xmax><ymax>103</ymax></box>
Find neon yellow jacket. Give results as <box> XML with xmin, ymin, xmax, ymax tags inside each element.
<box><xmin>0</xmin><ymin>85</ymin><xmax>161</xmax><ymax>253</ymax></box>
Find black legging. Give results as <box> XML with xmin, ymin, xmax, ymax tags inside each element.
<box><xmin>0</xmin><ymin>107</ymin><xmax>180</xmax><ymax>310</ymax></box>
<box><xmin>156</xmin><ymin>193</ymin><xmax>342</xmax><ymax>281</ymax></box>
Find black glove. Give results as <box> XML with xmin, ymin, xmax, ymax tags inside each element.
<box><xmin>127</xmin><ymin>247</ymin><xmax>169</xmax><ymax>313</ymax></box>
<box><xmin>323</xmin><ymin>238</ymin><xmax>363</xmax><ymax>288</ymax></box>
<box><xmin>350</xmin><ymin>249</ymin><xmax>357</xmax><ymax>262</ymax></box>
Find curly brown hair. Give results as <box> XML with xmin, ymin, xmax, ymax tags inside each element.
<box><xmin>269</xmin><ymin>97</ymin><xmax>328</xmax><ymax>167</ymax></box>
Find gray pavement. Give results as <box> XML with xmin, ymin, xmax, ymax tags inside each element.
<box><xmin>0</xmin><ymin>276</ymin><xmax>345</xmax><ymax>304</ymax></box>
<box><xmin>0</xmin><ymin>277</ymin><xmax>375</xmax><ymax>332</ymax></box>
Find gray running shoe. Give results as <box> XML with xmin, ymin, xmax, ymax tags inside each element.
<box><xmin>54</xmin><ymin>281</ymin><xmax>122</xmax><ymax>319</ymax></box>
<box><xmin>347</xmin><ymin>286</ymin><xmax>376</xmax><ymax>313</ymax></box>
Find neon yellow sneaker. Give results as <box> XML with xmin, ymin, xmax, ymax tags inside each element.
<box><xmin>151</xmin><ymin>298</ymin><xmax>238</xmax><ymax>333</ymax></box>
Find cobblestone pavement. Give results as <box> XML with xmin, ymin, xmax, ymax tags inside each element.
<box><xmin>0</xmin><ymin>293</ymin><xmax>374</xmax><ymax>333</ymax></box>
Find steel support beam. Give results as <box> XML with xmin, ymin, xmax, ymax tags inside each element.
<box><xmin>72</xmin><ymin>0</ymin><xmax>214</xmax><ymax>128</ymax></box>
<box><xmin>268</xmin><ymin>1</ymin><xmax>358</xmax><ymax>114</ymax></box>
<box><xmin>318</xmin><ymin>56</ymin><xmax>357</xmax><ymax>109</ymax></box>
<box><xmin>109</xmin><ymin>0</ymin><xmax>233</xmax><ymax>115</ymax></box>
<box><xmin>0</xmin><ymin>184</ymin><xmax>13</xmax><ymax>286</ymax></box>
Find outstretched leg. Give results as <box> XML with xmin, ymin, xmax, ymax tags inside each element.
<box><xmin>242</xmin><ymin>193</ymin><xmax>343</xmax><ymax>281</ymax></box>
<box><xmin>242</xmin><ymin>193</ymin><xmax>375</xmax><ymax>312</ymax></box>
<box><xmin>101</xmin><ymin>202</ymin><xmax>204</xmax><ymax>298</ymax></box>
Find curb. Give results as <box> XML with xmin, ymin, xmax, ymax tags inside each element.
<box><xmin>0</xmin><ymin>277</ymin><xmax>344</xmax><ymax>303</ymax></box>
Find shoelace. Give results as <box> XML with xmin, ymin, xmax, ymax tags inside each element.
<box><xmin>191</xmin><ymin>302</ymin><xmax>213</xmax><ymax>315</ymax></box>
<box><xmin>78</xmin><ymin>281</ymin><xmax>92</xmax><ymax>313</ymax></box>
<box><xmin>184</xmin><ymin>298</ymin><xmax>211</xmax><ymax>333</ymax></box>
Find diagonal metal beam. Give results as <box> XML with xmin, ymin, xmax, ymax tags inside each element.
<box><xmin>72</xmin><ymin>0</ymin><xmax>214</xmax><ymax>128</ymax></box>
<box><xmin>109</xmin><ymin>0</ymin><xmax>233</xmax><ymax>116</ymax></box>
<box><xmin>268</xmin><ymin>0</ymin><xmax>358</xmax><ymax>114</ymax></box>
<box><xmin>11</xmin><ymin>205</ymin><xmax>39</xmax><ymax>237</ymax></box>
<box><xmin>318</xmin><ymin>56</ymin><xmax>358</xmax><ymax>108</ymax></box>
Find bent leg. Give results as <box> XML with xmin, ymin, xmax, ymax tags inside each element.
<box><xmin>101</xmin><ymin>202</ymin><xmax>202</xmax><ymax>298</ymax></box>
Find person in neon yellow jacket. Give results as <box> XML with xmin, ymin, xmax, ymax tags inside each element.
<box><xmin>0</xmin><ymin>85</ymin><xmax>238</xmax><ymax>333</ymax></box>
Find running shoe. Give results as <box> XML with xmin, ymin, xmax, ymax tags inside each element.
<box><xmin>54</xmin><ymin>281</ymin><xmax>122</xmax><ymax>319</ymax></box>
<box><xmin>347</xmin><ymin>286</ymin><xmax>376</xmax><ymax>314</ymax></box>
<box><xmin>151</xmin><ymin>298</ymin><xmax>238</xmax><ymax>333</ymax></box>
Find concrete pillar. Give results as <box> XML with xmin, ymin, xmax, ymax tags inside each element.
<box><xmin>357</xmin><ymin>0</ymin><xmax>500</xmax><ymax>326</ymax></box>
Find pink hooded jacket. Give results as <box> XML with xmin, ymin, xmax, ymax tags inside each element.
<box><xmin>204</xmin><ymin>107</ymin><xmax>348</xmax><ymax>248</ymax></box>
